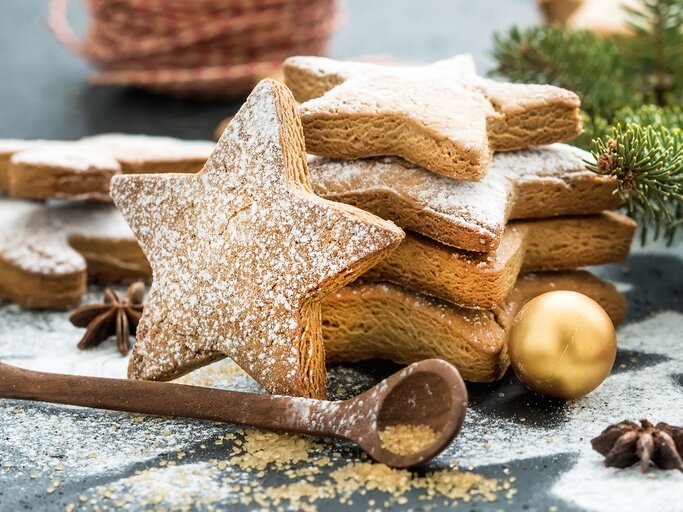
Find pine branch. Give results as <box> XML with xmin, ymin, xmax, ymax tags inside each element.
<box><xmin>491</xmin><ymin>0</ymin><xmax>683</xmax><ymax>242</ymax></box>
<box><xmin>492</xmin><ymin>0</ymin><xmax>683</xmax><ymax>116</ymax></box>
<box><xmin>623</xmin><ymin>0</ymin><xmax>683</xmax><ymax>105</ymax></box>
<box><xmin>491</xmin><ymin>26</ymin><xmax>635</xmax><ymax>119</ymax></box>
<box><xmin>613</xmin><ymin>104</ymin><xmax>683</xmax><ymax>129</ymax></box>
<box><xmin>581</xmin><ymin>105</ymin><xmax>683</xmax><ymax>149</ymax></box>
<box><xmin>589</xmin><ymin>121</ymin><xmax>683</xmax><ymax>242</ymax></box>
<box><xmin>571</xmin><ymin>111</ymin><xmax>611</xmax><ymax>149</ymax></box>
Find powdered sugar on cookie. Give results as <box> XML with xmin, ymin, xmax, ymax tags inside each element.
<box><xmin>111</xmin><ymin>79</ymin><xmax>403</xmax><ymax>399</ymax></box>
<box><xmin>81</xmin><ymin>133</ymin><xmax>214</xmax><ymax>163</ymax></box>
<box><xmin>0</xmin><ymin>139</ymin><xmax>51</xmax><ymax>156</ymax></box>
<box><xmin>11</xmin><ymin>144</ymin><xmax>121</xmax><ymax>173</ymax></box>
<box><xmin>285</xmin><ymin>55</ymin><xmax>581</xmax><ymax>180</ymax></box>
<box><xmin>1</xmin><ymin>134</ymin><xmax>215</xmax><ymax>199</ymax></box>
<box><xmin>310</xmin><ymin>144</ymin><xmax>619</xmax><ymax>251</ymax></box>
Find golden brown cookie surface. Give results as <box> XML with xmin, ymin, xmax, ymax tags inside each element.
<box><xmin>322</xmin><ymin>271</ymin><xmax>627</xmax><ymax>382</ymax></box>
<box><xmin>285</xmin><ymin>55</ymin><xmax>581</xmax><ymax>180</ymax></box>
<box><xmin>366</xmin><ymin>212</ymin><xmax>636</xmax><ymax>309</ymax></box>
<box><xmin>111</xmin><ymin>79</ymin><xmax>404</xmax><ymax>399</ymax></box>
<box><xmin>310</xmin><ymin>144</ymin><xmax>621</xmax><ymax>252</ymax></box>
<box><xmin>0</xmin><ymin>139</ymin><xmax>52</xmax><ymax>191</ymax></box>
<box><xmin>9</xmin><ymin>144</ymin><xmax>122</xmax><ymax>201</ymax></box>
<box><xmin>2</xmin><ymin>134</ymin><xmax>214</xmax><ymax>200</ymax></box>
<box><xmin>80</xmin><ymin>133</ymin><xmax>214</xmax><ymax>174</ymax></box>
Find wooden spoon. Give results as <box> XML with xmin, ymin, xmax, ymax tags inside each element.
<box><xmin>0</xmin><ymin>358</ymin><xmax>466</xmax><ymax>468</ymax></box>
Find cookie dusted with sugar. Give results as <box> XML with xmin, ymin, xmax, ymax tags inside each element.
<box><xmin>285</xmin><ymin>55</ymin><xmax>581</xmax><ymax>180</ymax></box>
<box><xmin>2</xmin><ymin>134</ymin><xmax>214</xmax><ymax>201</ymax></box>
<box><xmin>9</xmin><ymin>144</ymin><xmax>122</xmax><ymax>201</ymax></box>
<box><xmin>80</xmin><ymin>133</ymin><xmax>215</xmax><ymax>174</ymax></box>
<box><xmin>310</xmin><ymin>144</ymin><xmax>621</xmax><ymax>252</ymax></box>
<box><xmin>111</xmin><ymin>79</ymin><xmax>404</xmax><ymax>399</ymax></box>
<box><xmin>0</xmin><ymin>139</ymin><xmax>52</xmax><ymax>192</ymax></box>
<box><xmin>322</xmin><ymin>271</ymin><xmax>627</xmax><ymax>382</ymax></box>
<box><xmin>0</xmin><ymin>198</ymin><xmax>150</xmax><ymax>308</ymax></box>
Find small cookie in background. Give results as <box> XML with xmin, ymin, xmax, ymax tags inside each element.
<box><xmin>80</xmin><ymin>134</ymin><xmax>214</xmax><ymax>174</ymax></box>
<box><xmin>2</xmin><ymin>133</ymin><xmax>215</xmax><ymax>201</ymax></box>
<box><xmin>0</xmin><ymin>139</ymin><xmax>51</xmax><ymax>191</ymax></box>
<box><xmin>0</xmin><ymin>198</ymin><xmax>150</xmax><ymax>309</ymax></box>
<box><xmin>322</xmin><ymin>271</ymin><xmax>627</xmax><ymax>383</ymax></box>
<box><xmin>9</xmin><ymin>144</ymin><xmax>121</xmax><ymax>201</ymax></box>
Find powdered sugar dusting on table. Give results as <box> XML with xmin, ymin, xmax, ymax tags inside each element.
<box><xmin>111</xmin><ymin>80</ymin><xmax>402</xmax><ymax>396</ymax></box>
<box><xmin>1</xmin><ymin>243</ymin><xmax>682</xmax><ymax>511</ymax></box>
<box><xmin>445</xmin><ymin>312</ymin><xmax>683</xmax><ymax>508</ymax></box>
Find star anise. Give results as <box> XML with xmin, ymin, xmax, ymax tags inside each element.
<box><xmin>69</xmin><ymin>283</ymin><xmax>145</xmax><ymax>356</ymax></box>
<box><xmin>591</xmin><ymin>419</ymin><xmax>683</xmax><ymax>473</ymax></box>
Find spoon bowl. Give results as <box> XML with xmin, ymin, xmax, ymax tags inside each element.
<box><xmin>347</xmin><ymin>359</ymin><xmax>468</xmax><ymax>468</ymax></box>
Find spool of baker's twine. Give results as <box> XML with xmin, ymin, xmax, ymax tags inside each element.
<box><xmin>49</xmin><ymin>0</ymin><xmax>338</xmax><ymax>98</ymax></box>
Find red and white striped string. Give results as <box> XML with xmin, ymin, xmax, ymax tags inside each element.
<box><xmin>49</xmin><ymin>0</ymin><xmax>338</xmax><ymax>98</ymax></box>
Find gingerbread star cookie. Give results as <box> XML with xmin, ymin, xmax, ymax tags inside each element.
<box><xmin>310</xmin><ymin>144</ymin><xmax>621</xmax><ymax>252</ymax></box>
<box><xmin>284</xmin><ymin>55</ymin><xmax>581</xmax><ymax>180</ymax></box>
<box><xmin>0</xmin><ymin>139</ymin><xmax>51</xmax><ymax>191</ymax></box>
<box><xmin>111</xmin><ymin>79</ymin><xmax>404</xmax><ymax>399</ymax></box>
<box><xmin>9</xmin><ymin>144</ymin><xmax>122</xmax><ymax>201</ymax></box>
<box><xmin>0</xmin><ymin>197</ymin><xmax>150</xmax><ymax>308</ymax></box>
<box><xmin>80</xmin><ymin>133</ymin><xmax>215</xmax><ymax>174</ymax></box>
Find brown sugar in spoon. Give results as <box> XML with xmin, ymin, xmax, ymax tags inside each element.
<box><xmin>0</xmin><ymin>358</ymin><xmax>467</xmax><ymax>468</ymax></box>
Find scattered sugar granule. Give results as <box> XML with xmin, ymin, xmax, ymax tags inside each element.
<box><xmin>378</xmin><ymin>424</ymin><xmax>438</xmax><ymax>456</ymax></box>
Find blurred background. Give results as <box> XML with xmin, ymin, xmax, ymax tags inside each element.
<box><xmin>0</xmin><ymin>0</ymin><xmax>539</xmax><ymax>139</ymax></box>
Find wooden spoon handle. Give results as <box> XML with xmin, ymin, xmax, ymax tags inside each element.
<box><xmin>0</xmin><ymin>362</ymin><xmax>342</xmax><ymax>437</ymax></box>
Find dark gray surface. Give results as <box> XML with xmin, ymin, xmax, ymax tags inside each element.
<box><xmin>1</xmin><ymin>1</ymin><xmax>682</xmax><ymax>511</ymax></box>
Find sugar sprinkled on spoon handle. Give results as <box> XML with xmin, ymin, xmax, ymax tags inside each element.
<box><xmin>0</xmin><ymin>362</ymin><xmax>336</xmax><ymax>434</ymax></box>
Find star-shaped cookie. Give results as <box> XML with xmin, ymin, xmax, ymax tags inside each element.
<box><xmin>111</xmin><ymin>79</ymin><xmax>404</xmax><ymax>398</ymax></box>
<box><xmin>284</xmin><ymin>55</ymin><xmax>582</xmax><ymax>180</ymax></box>
<box><xmin>309</xmin><ymin>144</ymin><xmax>621</xmax><ymax>252</ymax></box>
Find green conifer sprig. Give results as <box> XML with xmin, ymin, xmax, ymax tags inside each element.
<box><xmin>623</xmin><ymin>0</ymin><xmax>683</xmax><ymax>105</ymax></box>
<box><xmin>588</xmin><ymin>122</ymin><xmax>683</xmax><ymax>242</ymax></box>
<box><xmin>491</xmin><ymin>26</ymin><xmax>633</xmax><ymax>118</ymax></box>
<box><xmin>491</xmin><ymin>0</ymin><xmax>683</xmax><ymax>242</ymax></box>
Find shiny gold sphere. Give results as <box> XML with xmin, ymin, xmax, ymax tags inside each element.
<box><xmin>508</xmin><ymin>291</ymin><xmax>617</xmax><ymax>400</ymax></box>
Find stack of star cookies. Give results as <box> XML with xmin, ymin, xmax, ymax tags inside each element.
<box><xmin>283</xmin><ymin>55</ymin><xmax>635</xmax><ymax>382</ymax></box>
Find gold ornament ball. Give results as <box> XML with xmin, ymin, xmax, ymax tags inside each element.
<box><xmin>508</xmin><ymin>291</ymin><xmax>617</xmax><ymax>400</ymax></box>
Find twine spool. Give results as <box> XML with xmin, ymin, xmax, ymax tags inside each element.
<box><xmin>49</xmin><ymin>0</ymin><xmax>338</xmax><ymax>98</ymax></box>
